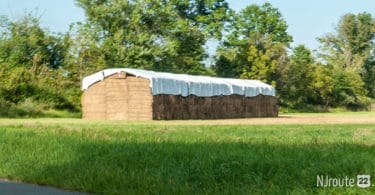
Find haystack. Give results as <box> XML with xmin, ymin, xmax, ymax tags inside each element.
<box><xmin>82</xmin><ymin>68</ymin><xmax>278</xmax><ymax>120</ymax></box>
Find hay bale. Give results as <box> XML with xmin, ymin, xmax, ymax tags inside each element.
<box><xmin>151</xmin><ymin>94</ymin><xmax>278</xmax><ymax>120</ymax></box>
<box><xmin>83</xmin><ymin>72</ymin><xmax>278</xmax><ymax>120</ymax></box>
<box><xmin>82</xmin><ymin>73</ymin><xmax>153</xmax><ymax>120</ymax></box>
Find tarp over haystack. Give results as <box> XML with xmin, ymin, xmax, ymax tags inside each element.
<box><xmin>82</xmin><ymin>68</ymin><xmax>275</xmax><ymax>97</ymax></box>
<box><xmin>82</xmin><ymin>68</ymin><xmax>278</xmax><ymax>120</ymax></box>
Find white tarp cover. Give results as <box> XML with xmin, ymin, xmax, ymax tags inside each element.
<box><xmin>82</xmin><ymin>68</ymin><xmax>275</xmax><ymax>97</ymax></box>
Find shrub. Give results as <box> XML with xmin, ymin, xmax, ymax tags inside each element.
<box><xmin>331</xmin><ymin>70</ymin><xmax>371</xmax><ymax>110</ymax></box>
<box><xmin>0</xmin><ymin>97</ymin><xmax>11</xmax><ymax>117</ymax></box>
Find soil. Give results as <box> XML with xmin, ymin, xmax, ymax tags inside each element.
<box><xmin>158</xmin><ymin>114</ymin><xmax>375</xmax><ymax>125</ymax></box>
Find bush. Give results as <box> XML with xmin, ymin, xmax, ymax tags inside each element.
<box><xmin>4</xmin><ymin>98</ymin><xmax>42</xmax><ymax>118</ymax></box>
<box><xmin>331</xmin><ymin>70</ymin><xmax>371</xmax><ymax>110</ymax></box>
<box><xmin>0</xmin><ymin>97</ymin><xmax>11</xmax><ymax>117</ymax></box>
<box><xmin>278</xmin><ymin>104</ymin><xmax>329</xmax><ymax>113</ymax></box>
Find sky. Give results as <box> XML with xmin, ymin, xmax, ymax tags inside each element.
<box><xmin>1</xmin><ymin>0</ymin><xmax>375</xmax><ymax>51</ymax></box>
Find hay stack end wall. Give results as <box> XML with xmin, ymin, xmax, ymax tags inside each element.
<box><xmin>82</xmin><ymin>69</ymin><xmax>278</xmax><ymax>120</ymax></box>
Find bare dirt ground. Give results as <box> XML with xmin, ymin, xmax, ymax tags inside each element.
<box><xmin>0</xmin><ymin>113</ymin><xmax>374</xmax><ymax>126</ymax></box>
<box><xmin>158</xmin><ymin>114</ymin><xmax>375</xmax><ymax>125</ymax></box>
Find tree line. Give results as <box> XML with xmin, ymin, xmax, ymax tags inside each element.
<box><xmin>0</xmin><ymin>1</ymin><xmax>374</xmax><ymax>117</ymax></box>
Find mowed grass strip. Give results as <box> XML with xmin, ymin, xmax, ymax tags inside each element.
<box><xmin>0</xmin><ymin>122</ymin><xmax>374</xmax><ymax>194</ymax></box>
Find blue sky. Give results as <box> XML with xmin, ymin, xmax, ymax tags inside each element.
<box><xmin>1</xmin><ymin>0</ymin><xmax>375</xmax><ymax>50</ymax></box>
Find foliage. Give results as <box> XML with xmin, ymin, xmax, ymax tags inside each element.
<box><xmin>239</xmin><ymin>33</ymin><xmax>287</xmax><ymax>86</ymax></box>
<box><xmin>0</xmin><ymin>15</ymin><xmax>78</xmax><ymax>113</ymax></box>
<box><xmin>215</xmin><ymin>3</ymin><xmax>290</xmax><ymax>86</ymax></box>
<box><xmin>312</xmin><ymin>64</ymin><xmax>334</xmax><ymax>107</ymax></box>
<box><xmin>316</xmin><ymin>12</ymin><xmax>375</xmax><ymax>109</ymax></box>
<box><xmin>214</xmin><ymin>9</ymin><xmax>373</xmax><ymax>111</ymax></box>
<box><xmin>319</xmin><ymin>12</ymin><xmax>375</xmax><ymax>98</ymax></box>
<box><xmin>364</xmin><ymin>55</ymin><xmax>375</xmax><ymax>97</ymax></box>
<box><xmin>278</xmin><ymin>45</ymin><xmax>317</xmax><ymax>107</ymax></box>
<box><xmin>331</xmin><ymin>69</ymin><xmax>370</xmax><ymax>110</ymax></box>
<box><xmin>75</xmin><ymin>0</ymin><xmax>230</xmax><ymax>75</ymax></box>
<box><xmin>226</xmin><ymin>2</ymin><xmax>292</xmax><ymax>45</ymax></box>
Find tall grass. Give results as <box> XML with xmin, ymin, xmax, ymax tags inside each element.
<box><xmin>0</xmin><ymin>122</ymin><xmax>374</xmax><ymax>194</ymax></box>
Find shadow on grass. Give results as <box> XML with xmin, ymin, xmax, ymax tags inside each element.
<box><xmin>9</xmin><ymin>141</ymin><xmax>373</xmax><ymax>194</ymax></box>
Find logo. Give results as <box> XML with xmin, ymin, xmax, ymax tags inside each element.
<box><xmin>357</xmin><ymin>175</ymin><xmax>371</xmax><ymax>188</ymax></box>
<box><xmin>317</xmin><ymin>175</ymin><xmax>372</xmax><ymax>188</ymax></box>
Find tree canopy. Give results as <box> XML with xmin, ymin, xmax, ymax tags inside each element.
<box><xmin>75</xmin><ymin>0</ymin><xmax>230</xmax><ymax>74</ymax></box>
<box><xmin>215</xmin><ymin>3</ymin><xmax>290</xmax><ymax>87</ymax></box>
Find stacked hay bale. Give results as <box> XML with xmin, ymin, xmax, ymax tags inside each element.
<box><xmin>81</xmin><ymin>80</ymin><xmax>106</xmax><ymax>119</ymax></box>
<box><xmin>152</xmin><ymin>94</ymin><xmax>278</xmax><ymax>120</ymax></box>
<box><xmin>82</xmin><ymin>72</ymin><xmax>153</xmax><ymax>120</ymax></box>
<box><xmin>82</xmin><ymin>68</ymin><xmax>278</xmax><ymax>120</ymax></box>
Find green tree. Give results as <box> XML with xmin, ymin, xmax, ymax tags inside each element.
<box><xmin>0</xmin><ymin>15</ymin><xmax>65</xmax><ymax>72</ymax></box>
<box><xmin>0</xmin><ymin>15</ymin><xmax>76</xmax><ymax>113</ymax></box>
<box><xmin>319</xmin><ymin>12</ymin><xmax>375</xmax><ymax>97</ymax></box>
<box><xmin>331</xmin><ymin>70</ymin><xmax>370</xmax><ymax>110</ymax></box>
<box><xmin>215</xmin><ymin>2</ymin><xmax>291</xmax><ymax>85</ymax></box>
<box><xmin>317</xmin><ymin>12</ymin><xmax>374</xmax><ymax>109</ymax></box>
<box><xmin>65</xmin><ymin>23</ymin><xmax>106</xmax><ymax>82</ymax></box>
<box><xmin>280</xmin><ymin>45</ymin><xmax>317</xmax><ymax>107</ymax></box>
<box><xmin>226</xmin><ymin>2</ymin><xmax>292</xmax><ymax>46</ymax></box>
<box><xmin>214</xmin><ymin>52</ymin><xmax>239</xmax><ymax>78</ymax></box>
<box><xmin>312</xmin><ymin>64</ymin><xmax>334</xmax><ymax>108</ymax></box>
<box><xmin>171</xmin><ymin>0</ymin><xmax>229</xmax><ymax>39</ymax></box>
<box><xmin>76</xmin><ymin>0</ymin><xmax>230</xmax><ymax>75</ymax></box>
<box><xmin>363</xmin><ymin>57</ymin><xmax>375</xmax><ymax>97</ymax></box>
<box><xmin>239</xmin><ymin>33</ymin><xmax>287</xmax><ymax>86</ymax></box>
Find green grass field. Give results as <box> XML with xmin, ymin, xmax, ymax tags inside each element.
<box><xmin>0</xmin><ymin>118</ymin><xmax>374</xmax><ymax>194</ymax></box>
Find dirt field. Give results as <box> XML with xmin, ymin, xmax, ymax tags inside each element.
<box><xmin>157</xmin><ymin>113</ymin><xmax>375</xmax><ymax>125</ymax></box>
<box><xmin>0</xmin><ymin>112</ymin><xmax>373</xmax><ymax>126</ymax></box>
